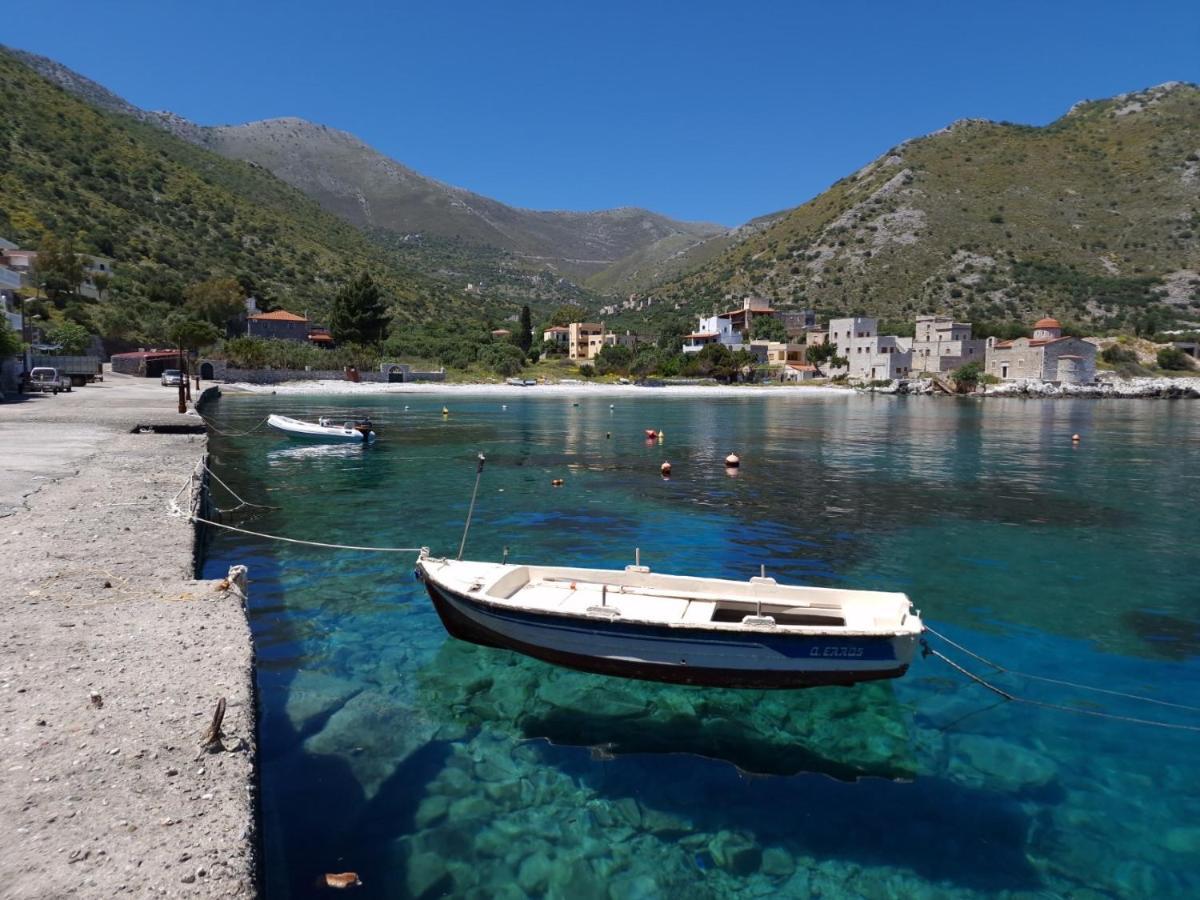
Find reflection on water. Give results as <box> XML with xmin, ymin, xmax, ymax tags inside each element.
<box><xmin>203</xmin><ymin>393</ymin><xmax>1200</xmax><ymax>898</ymax></box>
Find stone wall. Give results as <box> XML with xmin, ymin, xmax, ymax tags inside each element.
<box><xmin>198</xmin><ymin>360</ymin><xmax>446</xmax><ymax>384</ymax></box>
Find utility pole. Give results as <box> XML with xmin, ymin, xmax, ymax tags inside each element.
<box><xmin>177</xmin><ymin>343</ymin><xmax>186</xmax><ymax>414</ymax></box>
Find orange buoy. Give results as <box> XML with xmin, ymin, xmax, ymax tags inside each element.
<box><xmin>725</xmin><ymin>453</ymin><xmax>741</xmax><ymax>468</ymax></box>
<box><xmin>660</xmin><ymin>461</ymin><xmax>672</xmax><ymax>476</ymax></box>
<box><xmin>551</xmin><ymin>478</ymin><xmax>564</xmax><ymax>487</ymax></box>
<box><xmin>645</xmin><ymin>428</ymin><xmax>659</xmax><ymax>439</ymax></box>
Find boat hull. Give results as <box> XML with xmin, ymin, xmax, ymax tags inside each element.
<box><xmin>267</xmin><ymin>415</ymin><xmax>374</xmax><ymax>443</ymax></box>
<box><xmin>421</xmin><ymin>579</ymin><xmax>912</xmax><ymax>689</ymax></box>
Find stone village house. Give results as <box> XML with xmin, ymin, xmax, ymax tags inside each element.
<box><xmin>984</xmin><ymin>318</ymin><xmax>1096</xmax><ymax>384</ymax></box>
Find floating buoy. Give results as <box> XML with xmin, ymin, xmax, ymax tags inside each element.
<box><xmin>1072</xmin><ymin>433</ymin><xmax>1081</xmax><ymax>443</ymax></box>
<box><xmin>610</xmin><ymin>404</ymin><xmax>615</xmax><ymax>409</ymax></box>
<box><xmin>324</xmin><ymin>872</ymin><xmax>362</xmax><ymax>889</ymax></box>
<box><xmin>606</xmin><ymin>432</ymin><xmax>611</xmax><ymax>439</ymax></box>
<box><xmin>404</xmin><ymin>405</ymin><xmax>409</xmax><ymax>410</ymax></box>
<box><xmin>725</xmin><ymin>465</ymin><xmax>740</xmax><ymax>478</ymax></box>
<box><xmin>660</xmin><ymin>461</ymin><xmax>672</xmax><ymax>476</ymax></box>
<box><xmin>442</xmin><ymin>406</ymin><xmax>449</xmax><ymax>416</ymax></box>
<box><xmin>573</xmin><ymin>402</ymin><xmax>580</xmax><ymax>407</ymax></box>
<box><xmin>725</xmin><ymin>453</ymin><xmax>741</xmax><ymax>468</ymax></box>
<box><xmin>551</xmin><ymin>478</ymin><xmax>565</xmax><ymax>487</ymax></box>
<box><xmin>657</xmin><ymin>430</ymin><xmax>664</xmax><ymax>443</ymax></box>
<box><xmin>502</xmin><ymin>404</ymin><xmax>507</xmax><ymax>410</ymax></box>
<box><xmin>645</xmin><ymin>429</ymin><xmax>659</xmax><ymax>439</ymax></box>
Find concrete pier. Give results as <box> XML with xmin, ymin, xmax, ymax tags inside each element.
<box><xmin>0</xmin><ymin>374</ymin><xmax>256</xmax><ymax>897</ymax></box>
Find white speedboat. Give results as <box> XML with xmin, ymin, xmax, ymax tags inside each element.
<box><xmin>267</xmin><ymin>414</ymin><xmax>376</xmax><ymax>443</ymax></box>
<box><xmin>415</xmin><ymin>551</ymin><xmax>922</xmax><ymax>689</ymax></box>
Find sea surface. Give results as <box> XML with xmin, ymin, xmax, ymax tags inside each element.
<box><xmin>201</xmin><ymin>391</ymin><xmax>1200</xmax><ymax>899</ymax></box>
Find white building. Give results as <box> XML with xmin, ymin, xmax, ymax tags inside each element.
<box><xmin>828</xmin><ymin>316</ymin><xmax>915</xmax><ymax>380</ymax></box>
<box><xmin>683</xmin><ymin>314</ymin><xmax>744</xmax><ymax>354</ymax></box>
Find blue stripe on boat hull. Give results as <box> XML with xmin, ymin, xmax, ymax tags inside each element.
<box><xmin>422</xmin><ymin>581</ymin><xmax>912</xmax><ymax>689</ymax></box>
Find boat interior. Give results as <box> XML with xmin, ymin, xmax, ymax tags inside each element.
<box><xmin>436</xmin><ymin>561</ymin><xmax>918</xmax><ymax>633</ymax></box>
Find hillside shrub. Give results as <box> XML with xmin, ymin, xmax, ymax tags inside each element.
<box><xmin>1157</xmin><ymin>347</ymin><xmax>1192</xmax><ymax>371</ymax></box>
<box><xmin>1100</xmin><ymin>345</ymin><xmax>1137</xmax><ymax>365</ymax></box>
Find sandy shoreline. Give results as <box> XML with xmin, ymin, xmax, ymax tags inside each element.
<box><xmin>0</xmin><ymin>375</ymin><xmax>256</xmax><ymax>898</ymax></box>
<box><xmin>221</xmin><ymin>379</ymin><xmax>854</xmax><ymax>398</ymax></box>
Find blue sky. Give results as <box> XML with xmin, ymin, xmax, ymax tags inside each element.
<box><xmin>6</xmin><ymin>0</ymin><xmax>1199</xmax><ymax>225</ymax></box>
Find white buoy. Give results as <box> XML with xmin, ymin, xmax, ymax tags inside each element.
<box><xmin>502</xmin><ymin>404</ymin><xmax>507</xmax><ymax>410</ymax></box>
<box><xmin>660</xmin><ymin>461</ymin><xmax>672</xmax><ymax>477</ymax></box>
<box><xmin>725</xmin><ymin>453</ymin><xmax>740</xmax><ymax>468</ymax></box>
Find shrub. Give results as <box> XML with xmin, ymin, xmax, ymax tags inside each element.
<box><xmin>952</xmin><ymin>360</ymin><xmax>984</xmax><ymax>391</ymax></box>
<box><xmin>1100</xmin><ymin>345</ymin><xmax>1137</xmax><ymax>365</ymax></box>
<box><xmin>1157</xmin><ymin>347</ymin><xmax>1192</xmax><ymax>371</ymax></box>
<box><xmin>578</xmin><ymin>364</ymin><xmax>595</xmax><ymax>378</ymax></box>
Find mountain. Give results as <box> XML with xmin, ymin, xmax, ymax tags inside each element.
<box><xmin>639</xmin><ymin>83</ymin><xmax>1200</xmax><ymax>332</ymax></box>
<box><xmin>0</xmin><ymin>47</ymin><xmax>468</xmax><ymax>341</ymax></box>
<box><xmin>10</xmin><ymin>47</ymin><xmax>723</xmax><ymax>294</ymax></box>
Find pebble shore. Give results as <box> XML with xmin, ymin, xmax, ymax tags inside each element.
<box><xmin>0</xmin><ymin>375</ymin><xmax>256</xmax><ymax>898</ymax></box>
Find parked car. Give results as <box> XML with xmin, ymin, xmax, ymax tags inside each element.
<box><xmin>25</xmin><ymin>367</ymin><xmax>72</xmax><ymax>394</ymax></box>
<box><xmin>161</xmin><ymin>369</ymin><xmax>184</xmax><ymax>386</ymax></box>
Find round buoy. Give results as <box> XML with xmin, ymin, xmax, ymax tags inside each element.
<box><xmin>657</xmin><ymin>430</ymin><xmax>664</xmax><ymax>442</ymax></box>
<box><xmin>725</xmin><ymin>453</ymin><xmax>741</xmax><ymax>468</ymax></box>
<box><xmin>606</xmin><ymin>432</ymin><xmax>611</xmax><ymax>439</ymax></box>
<box><xmin>502</xmin><ymin>404</ymin><xmax>507</xmax><ymax>410</ymax></box>
<box><xmin>442</xmin><ymin>406</ymin><xmax>449</xmax><ymax>416</ymax></box>
<box><xmin>609</xmin><ymin>404</ymin><xmax>615</xmax><ymax>409</ymax></box>
<box><xmin>660</xmin><ymin>461</ymin><xmax>672</xmax><ymax>476</ymax></box>
<box><xmin>404</xmin><ymin>405</ymin><xmax>409</xmax><ymax>411</ymax></box>
<box><xmin>1072</xmin><ymin>433</ymin><xmax>1081</xmax><ymax>443</ymax></box>
<box><xmin>551</xmin><ymin>478</ymin><xmax>564</xmax><ymax>487</ymax></box>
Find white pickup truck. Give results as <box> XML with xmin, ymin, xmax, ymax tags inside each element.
<box><xmin>25</xmin><ymin>367</ymin><xmax>73</xmax><ymax>394</ymax></box>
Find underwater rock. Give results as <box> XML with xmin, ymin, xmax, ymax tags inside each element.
<box><xmin>549</xmin><ymin>858</ymin><xmax>607</xmax><ymax>900</ymax></box>
<box><xmin>1165</xmin><ymin>826</ymin><xmax>1200</xmax><ymax>854</ymax></box>
<box><xmin>638</xmin><ymin>806</ymin><xmax>692</xmax><ymax>838</ymax></box>
<box><xmin>448</xmin><ymin>795</ymin><xmax>494</xmax><ymax>823</ymax></box>
<box><xmin>516</xmin><ymin>851</ymin><xmax>555</xmax><ymax>894</ymax></box>
<box><xmin>761</xmin><ymin>847</ymin><xmax>795</xmax><ymax>878</ymax></box>
<box><xmin>949</xmin><ymin>733</ymin><xmax>1058</xmax><ymax>792</ymax></box>
<box><xmin>709</xmin><ymin>830</ymin><xmax>762</xmax><ymax>875</ymax></box>
<box><xmin>303</xmin><ymin>690</ymin><xmax>437</xmax><ymax>798</ymax></box>
<box><xmin>414</xmin><ymin>793</ymin><xmax>450</xmax><ymax>829</ymax></box>
<box><xmin>406</xmin><ymin>849</ymin><xmax>452</xmax><ymax>898</ymax></box>
<box><xmin>284</xmin><ymin>670</ymin><xmax>361</xmax><ymax>732</ymax></box>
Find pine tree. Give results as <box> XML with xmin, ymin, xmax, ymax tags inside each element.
<box><xmin>329</xmin><ymin>272</ymin><xmax>390</xmax><ymax>345</ymax></box>
<box><xmin>518</xmin><ymin>305</ymin><xmax>533</xmax><ymax>352</ymax></box>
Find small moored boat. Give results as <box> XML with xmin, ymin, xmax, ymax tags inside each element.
<box><xmin>267</xmin><ymin>414</ymin><xmax>376</xmax><ymax>443</ymax></box>
<box><xmin>415</xmin><ymin>551</ymin><xmax>922</xmax><ymax>688</ymax></box>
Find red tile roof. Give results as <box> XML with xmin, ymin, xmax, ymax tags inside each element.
<box><xmin>1034</xmin><ymin>317</ymin><xmax>1061</xmax><ymax>329</ymax></box>
<box><xmin>249</xmin><ymin>309</ymin><xmax>308</xmax><ymax>322</ymax></box>
<box><xmin>544</xmin><ymin>326</ymin><xmax>570</xmax><ymax>333</ymax></box>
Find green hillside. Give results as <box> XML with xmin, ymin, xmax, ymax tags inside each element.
<box><xmin>643</xmin><ymin>83</ymin><xmax>1200</xmax><ymax>333</ymax></box>
<box><xmin>0</xmin><ymin>49</ymin><xmax>484</xmax><ymax>344</ymax></box>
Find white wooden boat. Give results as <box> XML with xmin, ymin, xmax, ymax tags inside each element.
<box><xmin>415</xmin><ymin>551</ymin><xmax>922</xmax><ymax>688</ymax></box>
<box><xmin>267</xmin><ymin>414</ymin><xmax>376</xmax><ymax>443</ymax></box>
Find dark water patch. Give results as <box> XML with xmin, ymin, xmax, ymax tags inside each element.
<box><xmin>545</xmin><ymin>742</ymin><xmax>1043</xmax><ymax>892</ymax></box>
<box><xmin>1122</xmin><ymin>610</ymin><xmax>1200</xmax><ymax>660</ymax></box>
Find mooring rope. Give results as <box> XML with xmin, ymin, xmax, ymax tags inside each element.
<box><xmin>924</xmin><ymin>624</ymin><xmax>1200</xmax><ymax>714</ymax></box>
<box><xmin>189</xmin><ymin>514</ymin><xmax>425</xmax><ymax>553</ymax></box>
<box><xmin>191</xmin><ymin>412</ymin><xmax>271</xmax><ymax>437</ymax></box>
<box><xmin>200</xmin><ymin>462</ymin><xmax>280</xmax><ymax>513</ymax></box>
<box><xmin>921</xmin><ymin>641</ymin><xmax>1200</xmax><ymax>733</ymax></box>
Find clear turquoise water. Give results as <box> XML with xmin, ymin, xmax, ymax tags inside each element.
<box><xmin>202</xmin><ymin>392</ymin><xmax>1200</xmax><ymax>899</ymax></box>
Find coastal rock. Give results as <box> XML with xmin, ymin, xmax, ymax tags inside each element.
<box><xmin>986</xmin><ymin>376</ymin><xmax>1199</xmax><ymax>399</ymax></box>
<box><xmin>406</xmin><ymin>849</ymin><xmax>452</xmax><ymax>898</ymax></box>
